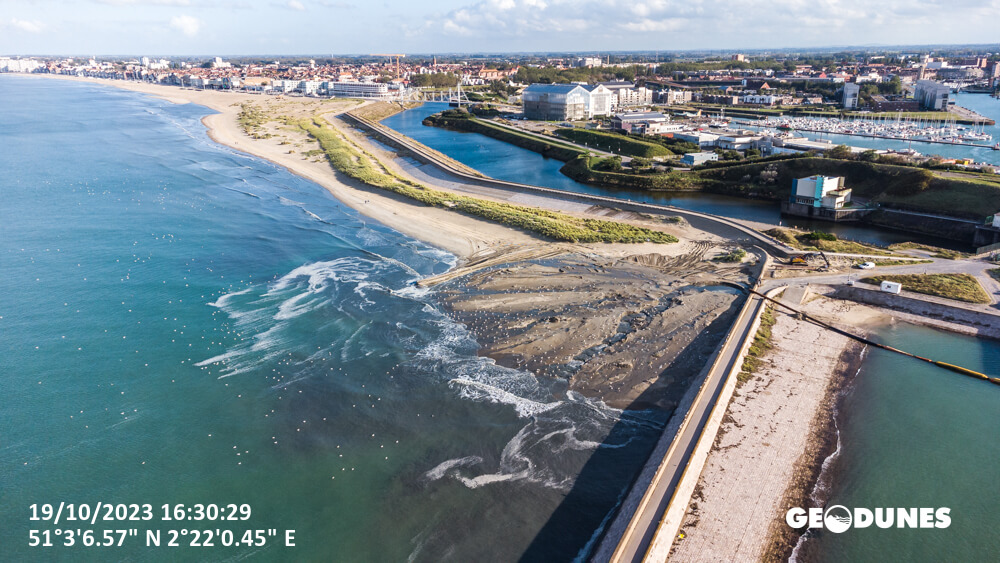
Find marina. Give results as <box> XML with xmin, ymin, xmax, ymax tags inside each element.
<box><xmin>741</xmin><ymin>113</ymin><xmax>997</xmax><ymax>149</ymax></box>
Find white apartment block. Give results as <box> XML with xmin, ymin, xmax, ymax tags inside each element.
<box><xmin>0</xmin><ymin>58</ymin><xmax>42</xmax><ymax>72</ymax></box>
<box><xmin>327</xmin><ymin>81</ymin><xmax>392</xmax><ymax>99</ymax></box>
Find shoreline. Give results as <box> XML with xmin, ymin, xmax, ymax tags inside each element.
<box><xmin>18</xmin><ymin>73</ymin><xmax>536</xmax><ymax>262</ymax></box>
<box><xmin>667</xmin><ymin>295</ymin><xmax>867</xmax><ymax>562</ymax></box>
<box><xmin>761</xmin><ymin>339</ymin><xmax>866</xmax><ymax>562</ymax></box>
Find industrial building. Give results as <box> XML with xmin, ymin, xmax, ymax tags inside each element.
<box><xmin>791</xmin><ymin>175</ymin><xmax>851</xmax><ymax>209</ymax></box>
<box><xmin>681</xmin><ymin>152</ymin><xmax>720</xmax><ymax>166</ymax></box>
<box><xmin>581</xmin><ymin>84</ymin><xmax>614</xmax><ymax>118</ymax></box>
<box><xmin>522</xmin><ymin>84</ymin><xmax>590</xmax><ymax>120</ymax></box>
<box><xmin>611</xmin><ymin>112</ymin><xmax>673</xmax><ymax>135</ymax></box>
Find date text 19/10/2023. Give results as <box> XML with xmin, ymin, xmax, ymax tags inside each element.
<box><xmin>28</xmin><ymin>504</ymin><xmax>295</xmax><ymax>549</ymax></box>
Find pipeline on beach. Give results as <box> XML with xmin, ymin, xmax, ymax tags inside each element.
<box><xmin>746</xmin><ymin>288</ymin><xmax>1000</xmax><ymax>387</ymax></box>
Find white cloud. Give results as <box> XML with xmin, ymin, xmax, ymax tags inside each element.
<box><xmin>287</xmin><ymin>0</ymin><xmax>306</xmax><ymax>10</ymax></box>
<box><xmin>619</xmin><ymin>18</ymin><xmax>684</xmax><ymax>33</ymax></box>
<box><xmin>9</xmin><ymin>18</ymin><xmax>45</xmax><ymax>33</ymax></box>
<box><xmin>169</xmin><ymin>14</ymin><xmax>201</xmax><ymax>36</ymax></box>
<box><xmin>407</xmin><ymin>0</ymin><xmax>999</xmax><ymax>49</ymax></box>
<box><xmin>97</xmin><ymin>0</ymin><xmax>192</xmax><ymax>5</ymax></box>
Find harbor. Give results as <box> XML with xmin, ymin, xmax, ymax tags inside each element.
<box><xmin>732</xmin><ymin>93</ymin><xmax>1000</xmax><ymax>155</ymax></box>
<box><xmin>739</xmin><ymin>114</ymin><xmax>997</xmax><ymax>150</ymax></box>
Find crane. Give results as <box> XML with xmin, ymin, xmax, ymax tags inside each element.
<box><xmin>370</xmin><ymin>54</ymin><xmax>406</xmax><ymax>79</ymax></box>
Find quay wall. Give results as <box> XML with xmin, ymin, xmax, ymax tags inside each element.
<box><xmin>826</xmin><ymin>285</ymin><xmax>1000</xmax><ymax>339</ymax></box>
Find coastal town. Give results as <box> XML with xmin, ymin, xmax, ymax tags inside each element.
<box><xmin>4</xmin><ymin>7</ymin><xmax>1000</xmax><ymax>561</ymax></box>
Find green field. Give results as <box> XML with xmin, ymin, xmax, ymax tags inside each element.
<box><xmin>860</xmin><ymin>273</ymin><xmax>991</xmax><ymax>304</ymax></box>
<box><xmin>554</xmin><ymin>128</ymin><xmax>674</xmax><ymax>158</ymax></box>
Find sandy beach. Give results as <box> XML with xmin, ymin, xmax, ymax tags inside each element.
<box><xmin>668</xmin><ymin>293</ymin><xmax>867</xmax><ymax>562</ymax></box>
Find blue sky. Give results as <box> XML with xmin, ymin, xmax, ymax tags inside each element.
<box><xmin>2</xmin><ymin>0</ymin><xmax>999</xmax><ymax>56</ymax></box>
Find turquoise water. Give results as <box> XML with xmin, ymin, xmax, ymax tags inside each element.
<box><xmin>0</xmin><ymin>76</ymin><xmax>664</xmax><ymax>561</ymax></box>
<box><xmin>381</xmin><ymin>104</ymin><xmax>967</xmax><ymax>248</ymax></box>
<box><xmin>798</xmin><ymin>323</ymin><xmax>1000</xmax><ymax>561</ymax></box>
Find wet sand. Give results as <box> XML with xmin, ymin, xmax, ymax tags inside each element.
<box><xmin>438</xmin><ymin>250</ymin><xmax>756</xmax><ymax>409</ymax></box>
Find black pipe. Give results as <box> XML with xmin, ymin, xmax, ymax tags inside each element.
<box><xmin>749</xmin><ymin>288</ymin><xmax>1000</xmax><ymax>386</ymax></box>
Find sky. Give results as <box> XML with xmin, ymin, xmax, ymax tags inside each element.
<box><xmin>2</xmin><ymin>0</ymin><xmax>999</xmax><ymax>56</ymax></box>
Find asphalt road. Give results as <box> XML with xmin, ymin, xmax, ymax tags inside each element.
<box><xmin>610</xmin><ymin>293</ymin><xmax>764</xmax><ymax>563</ymax></box>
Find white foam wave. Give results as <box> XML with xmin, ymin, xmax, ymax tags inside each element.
<box><xmin>274</xmin><ymin>291</ymin><xmax>325</xmax><ymax>321</ymax></box>
<box><xmin>392</xmin><ymin>283</ymin><xmax>431</xmax><ymax>299</ymax></box>
<box><xmin>269</xmin><ymin>258</ymin><xmax>374</xmax><ymax>293</ymax></box>
<box><xmin>208</xmin><ymin>287</ymin><xmax>252</xmax><ymax>308</ymax></box>
<box><xmin>450</xmin><ymin>379</ymin><xmax>562</xmax><ymax>418</ymax></box>
<box><xmin>277</xmin><ymin>195</ymin><xmax>305</xmax><ymax>207</ymax></box>
<box><xmin>423</xmin><ymin>456</ymin><xmax>484</xmax><ymax>482</ymax></box>
<box><xmin>453</xmin><ymin>425</ymin><xmax>536</xmax><ymax>489</ymax></box>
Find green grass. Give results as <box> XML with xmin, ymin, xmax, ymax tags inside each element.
<box><xmin>298</xmin><ymin>118</ymin><xmax>677</xmax><ymax>244</ymax></box>
<box><xmin>887</xmin><ymin>242</ymin><xmax>970</xmax><ymax>260</ymax></box>
<box><xmin>348</xmin><ymin>101</ymin><xmax>418</xmax><ymax>122</ymax></box>
<box><xmin>987</xmin><ymin>268</ymin><xmax>1000</xmax><ymax>283</ymax></box>
<box><xmin>237</xmin><ymin>103</ymin><xmax>273</xmax><ymax>139</ymax></box>
<box><xmin>561</xmin><ymin>155</ymin><xmax>699</xmax><ymax>190</ymax></box>
<box><xmin>715</xmin><ymin>248</ymin><xmax>747</xmax><ymax>263</ymax></box>
<box><xmin>764</xmin><ymin>228</ymin><xmax>896</xmax><ymax>255</ymax></box>
<box><xmin>695</xmin><ymin>157</ymin><xmax>999</xmax><ymax>220</ymax></box>
<box><xmin>860</xmin><ymin>273</ymin><xmax>991</xmax><ymax>304</ymax></box>
<box><xmin>553</xmin><ymin>128</ymin><xmax>674</xmax><ymax>158</ymax></box>
<box><xmin>864</xmin><ymin>258</ymin><xmax>933</xmax><ymax>266</ymax></box>
<box><xmin>738</xmin><ymin>305</ymin><xmax>776</xmax><ymax>386</ymax></box>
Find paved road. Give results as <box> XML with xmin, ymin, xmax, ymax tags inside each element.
<box><xmin>610</xmin><ymin>291</ymin><xmax>765</xmax><ymax>563</ymax></box>
<box><xmin>763</xmin><ymin>256</ymin><xmax>1000</xmax><ymax>311</ymax></box>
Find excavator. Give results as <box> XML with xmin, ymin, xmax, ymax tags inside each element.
<box><xmin>788</xmin><ymin>251</ymin><xmax>831</xmax><ymax>271</ymax></box>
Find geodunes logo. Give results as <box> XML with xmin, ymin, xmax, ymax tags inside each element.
<box><xmin>786</xmin><ymin>505</ymin><xmax>951</xmax><ymax>533</ymax></box>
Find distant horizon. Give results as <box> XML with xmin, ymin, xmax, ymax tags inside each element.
<box><xmin>3</xmin><ymin>0</ymin><xmax>998</xmax><ymax>56</ymax></box>
<box><xmin>5</xmin><ymin>42</ymin><xmax>999</xmax><ymax>61</ymax></box>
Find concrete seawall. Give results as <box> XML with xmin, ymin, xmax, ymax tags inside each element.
<box><xmin>826</xmin><ymin>285</ymin><xmax>1000</xmax><ymax>339</ymax></box>
<box><xmin>591</xmin><ymin>255</ymin><xmax>773</xmax><ymax>562</ymax></box>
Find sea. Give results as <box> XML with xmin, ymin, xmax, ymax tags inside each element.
<box><xmin>795</xmin><ymin>323</ymin><xmax>1000</xmax><ymax>562</ymax></box>
<box><xmin>0</xmin><ymin>75</ymin><xmax>666</xmax><ymax>562</ymax></box>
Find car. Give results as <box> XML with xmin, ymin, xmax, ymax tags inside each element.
<box><xmin>856</xmin><ymin>262</ymin><xmax>875</xmax><ymax>269</ymax></box>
